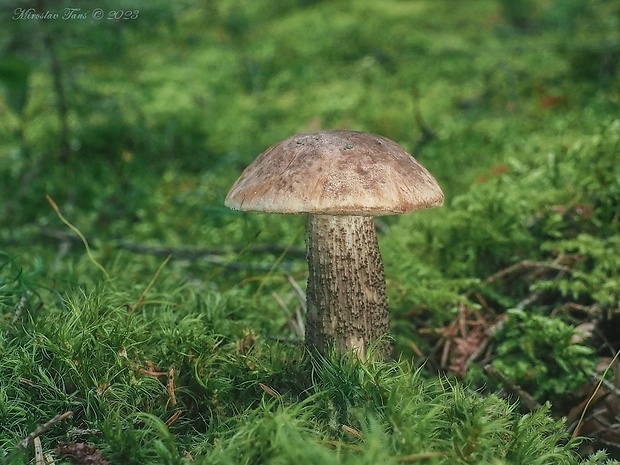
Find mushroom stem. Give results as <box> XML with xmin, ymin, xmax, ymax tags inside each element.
<box><xmin>305</xmin><ymin>214</ymin><xmax>391</xmax><ymax>360</ymax></box>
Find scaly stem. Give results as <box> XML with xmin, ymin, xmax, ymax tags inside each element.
<box><xmin>305</xmin><ymin>214</ymin><xmax>390</xmax><ymax>360</ymax></box>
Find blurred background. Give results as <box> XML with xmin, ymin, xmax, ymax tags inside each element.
<box><xmin>1</xmin><ymin>0</ymin><xmax>618</xmax><ymax>201</ymax></box>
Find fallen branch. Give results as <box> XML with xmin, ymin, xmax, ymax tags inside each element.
<box><xmin>16</xmin><ymin>411</ymin><xmax>73</xmax><ymax>450</ymax></box>
<box><xmin>39</xmin><ymin>227</ymin><xmax>306</xmax><ymax>268</ymax></box>
<box><xmin>116</xmin><ymin>239</ymin><xmax>306</xmax><ymax>259</ymax></box>
<box><xmin>461</xmin><ymin>257</ymin><xmax>576</xmax><ymax>311</ymax></box>
<box><xmin>483</xmin><ymin>259</ymin><xmax>573</xmax><ymax>286</ymax></box>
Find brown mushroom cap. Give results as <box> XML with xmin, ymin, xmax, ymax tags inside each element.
<box><xmin>225</xmin><ymin>130</ymin><xmax>444</xmax><ymax>215</ymax></box>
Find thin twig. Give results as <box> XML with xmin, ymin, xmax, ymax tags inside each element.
<box><xmin>483</xmin><ymin>259</ymin><xmax>572</xmax><ymax>286</ymax></box>
<box><xmin>406</xmin><ymin>340</ymin><xmax>426</xmax><ymax>361</ymax></box>
<box><xmin>341</xmin><ymin>424</ymin><xmax>363</xmax><ymax>439</ymax></box>
<box><xmin>259</xmin><ymin>383</ymin><xmax>280</xmax><ymax>399</ymax></box>
<box><xmin>484</xmin><ymin>365</ymin><xmax>542</xmax><ymax>411</ymax></box>
<box><xmin>272</xmin><ymin>292</ymin><xmax>304</xmax><ymax>339</ymax></box>
<box><xmin>286</xmin><ymin>274</ymin><xmax>306</xmax><ymax>336</ymax></box>
<box><xmin>165</xmin><ymin>410</ymin><xmax>182</xmax><ymax>427</ymax></box>
<box><xmin>572</xmin><ymin>349</ymin><xmax>620</xmax><ymax>438</ymax></box>
<box><xmin>461</xmin><ymin>258</ymin><xmax>575</xmax><ymax>310</ymax></box>
<box><xmin>515</xmin><ymin>291</ymin><xmax>544</xmax><ymax>311</ymax></box>
<box><xmin>592</xmin><ymin>375</ymin><xmax>620</xmax><ymax>400</ymax></box>
<box><xmin>16</xmin><ymin>411</ymin><xmax>73</xmax><ymax>450</ymax></box>
<box><xmin>286</xmin><ymin>275</ymin><xmax>306</xmax><ymax>309</ymax></box>
<box><xmin>118</xmin><ymin>239</ymin><xmax>306</xmax><ymax>259</ymax></box>
<box><xmin>130</xmin><ymin>255</ymin><xmax>171</xmax><ymax>311</ymax></box>
<box><xmin>45</xmin><ymin>196</ymin><xmax>110</xmax><ymax>282</ymax></box>
<box><xmin>34</xmin><ymin>436</ymin><xmax>45</xmax><ymax>465</ymax></box>
<box><xmin>38</xmin><ymin>228</ymin><xmax>303</xmax><ymax>270</ymax></box>
<box><xmin>41</xmin><ymin>228</ymin><xmax>306</xmax><ymax>258</ymax></box>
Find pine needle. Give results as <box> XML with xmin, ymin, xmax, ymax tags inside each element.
<box><xmin>45</xmin><ymin>194</ymin><xmax>111</xmax><ymax>283</ymax></box>
<box><xmin>130</xmin><ymin>254</ymin><xmax>171</xmax><ymax>311</ymax></box>
<box><xmin>572</xmin><ymin>347</ymin><xmax>620</xmax><ymax>438</ymax></box>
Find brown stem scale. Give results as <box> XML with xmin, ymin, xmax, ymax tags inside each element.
<box><xmin>305</xmin><ymin>215</ymin><xmax>390</xmax><ymax>360</ymax></box>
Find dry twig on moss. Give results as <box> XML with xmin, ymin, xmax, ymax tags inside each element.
<box><xmin>484</xmin><ymin>364</ymin><xmax>542</xmax><ymax>412</ymax></box>
<box><xmin>16</xmin><ymin>411</ymin><xmax>73</xmax><ymax>451</ymax></box>
<box><xmin>38</xmin><ymin>227</ymin><xmax>303</xmax><ymax>271</ymax></box>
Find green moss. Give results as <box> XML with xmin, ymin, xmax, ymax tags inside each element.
<box><xmin>1</xmin><ymin>0</ymin><xmax>620</xmax><ymax>462</ymax></box>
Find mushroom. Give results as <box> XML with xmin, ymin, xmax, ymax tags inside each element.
<box><xmin>225</xmin><ymin>130</ymin><xmax>443</xmax><ymax>360</ymax></box>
